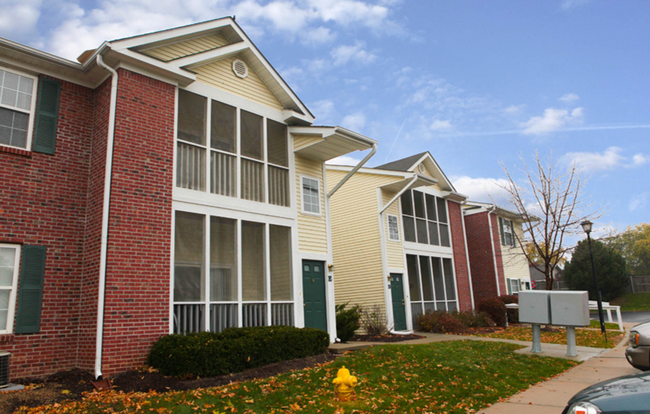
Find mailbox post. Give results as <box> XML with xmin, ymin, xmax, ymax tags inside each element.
<box><xmin>550</xmin><ymin>291</ymin><xmax>590</xmax><ymax>356</ymax></box>
<box><xmin>518</xmin><ymin>291</ymin><xmax>552</xmax><ymax>353</ymax></box>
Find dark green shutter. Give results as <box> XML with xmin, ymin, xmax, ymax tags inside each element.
<box><xmin>15</xmin><ymin>246</ymin><xmax>46</xmax><ymax>334</ymax></box>
<box><xmin>32</xmin><ymin>78</ymin><xmax>61</xmax><ymax>155</ymax></box>
<box><xmin>498</xmin><ymin>216</ymin><xmax>505</xmax><ymax>246</ymax></box>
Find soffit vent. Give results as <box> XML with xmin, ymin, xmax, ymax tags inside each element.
<box><xmin>418</xmin><ymin>164</ymin><xmax>426</xmax><ymax>173</ymax></box>
<box><xmin>232</xmin><ymin>59</ymin><xmax>248</xmax><ymax>79</ymax></box>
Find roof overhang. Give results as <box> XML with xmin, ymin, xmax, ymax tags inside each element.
<box><xmin>291</xmin><ymin>126</ymin><xmax>376</xmax><ymax>162</ymax></box>
<box><xmin>442</xmin><ymin>190</ymin><xmax>468</xmax><ymax>203</ymax></box>
<box><xmin>379</xmin><ymin>173</ymin><xmax>437</xmax><ymax>193</ymax></box>
<box><xmin>463</xmin><ymin>201</ymin><xmax>540</xmax><ymax>222</ymax></box>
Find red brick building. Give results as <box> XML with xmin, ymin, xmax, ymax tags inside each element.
<box><xmin>0</xmin><ymin>18</ymin><xmax>377</xmax><ymax>380</ymax></box>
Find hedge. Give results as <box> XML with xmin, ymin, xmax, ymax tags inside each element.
<box><xmin>147</xmin><ymin>326</ymin><xmax>329</xmax><ymax>377</ymax></box>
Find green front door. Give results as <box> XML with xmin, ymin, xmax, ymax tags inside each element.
<box><xmin>390</xmin><ymin>273</ymin><xmax>407</xmax><ymax>331</ymax></box>
<box><xmin>303</xmin><ymin>260</ymin><xmax>327</xmax><ymax>332</ymax></box>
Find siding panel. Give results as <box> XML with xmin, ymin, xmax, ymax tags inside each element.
<box><xmin>141</xmin><ymin>33</ymin><xmax>230</xmax><ymax>61</ymax></box>
<box><xmin>295</xmin><ymin>155</ymin><xmax>328</xmax><ymax>254</ymax></box>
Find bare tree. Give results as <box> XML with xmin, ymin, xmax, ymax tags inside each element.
<box><xmin>500</xmin><ymin>152</ymin><xmax>599</xmax><ymax>290</ymax></box>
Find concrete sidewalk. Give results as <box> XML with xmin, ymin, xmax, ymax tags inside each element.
<box><xmin>329</xmin><ymin>324</ymin><xmax>640</xmax><ymax>413</ymax></box>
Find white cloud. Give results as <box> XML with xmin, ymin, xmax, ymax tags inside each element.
<box><xmin>325</xmin><ymin>155</ymin><xmax>361</xmax><ymax>166</ymax></box>
<box><xmin>451</xmin><ymin>175</ymin><xmax>512</xmax><ymax>205</ymax></box>
<box><xmin>633</xmin><ymin>153</ymin><xmax>648</xmax><ymax>166</ymax></box>
<box><xmin>559</xmin><ymin>93</ymin><xmax>580</xmax><ymax>104</ymax></box>
<box><xmin>520</xmin><ymin>107</ymin><xmax>584</xmax><ymax>135</ymax></box>
<box><xmin>330</xmin><ymin>41</ymin><xmax>377</xmax><ymax>66</ymax></box>
<box><xmin>561</xmin><ymin>0</ymin><xmax>591</xmax><ymax>11</ymax></box>
<box><xmin>430</xmin><ymin>119</ymin><xmax>452</xmax><ymax>131</ymax></box>
<box><xmin>301</xmin><ymin>26</ymin><xmax>336</xmax><ymax>45</ymax></box>
<box><xmin>630</xmin><ymin>192</ymin><xmax>649</xmax><ymax>212</ymax></box>
<box><xmin>560</xmin><ymin>146</ymin><xmax>625</xmax><ymax>172</ymax></box>
<box><xmin>341</xmin><ymin>112</ymin><xmax>366</xmax><ymax>131</ymax></box>
<box><xmin>0</xmin><ymin>0</ymin><xmax>42</xmax><ymax>38</ymax></box>
<box><xmin>311</xmin><ymin>99</ymin><xmax>336</xmax><ymax>123</ymax></box>
<box><xmin>504</xmin><ymin>104</ymin><xmax>526</xmax><ymax>115</ymax></box>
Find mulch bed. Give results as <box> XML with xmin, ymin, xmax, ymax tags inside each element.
<box><xmin>1</xmin><ymin>353</ymin><xmax>340</xmax><ymax>414</ymax></box>
<box><xmin>350</xmin><ymin>333</ymin><xmax>426</xmax><ymax>342</ymax></box>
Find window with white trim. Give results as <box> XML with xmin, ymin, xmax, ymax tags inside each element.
<box><xmin>301</xmin><ymin>176</ymin><xmax>320</xmax><ymax>215</ymax></box>
<box><xmin>500</xmin><ymin>217</ymin><xmax>515</xmax><ymax>247</ymax></box>
<box><xmin>0</xmin><ymin>244</ymin><xmax>20</xmax><ymax>334</ymax></box>
<box><xmin>176</xmin><ymin>89</ymin><xmax>290</xmax><ymax>207</ymax></box>
<box><xmin>400</xmin><ymin>189</ymin><xmax>450</xmax><ymax>247</ymax></box>
<box><xmin>0</xmin><ymin>68</ymin><xmax>36</xmax><ymax>150</ymax></box>
<box><xmin>173</xmin><ymin>211</ymin><xmax>293</xmax><ymax>334</ymax></box>
<box><xmin>387</xmin><ymin>214</ymin><xmax>400</xmax><ymax>241</ymax></box>
<box><xmin>507</xmin><ymin>278</ymin><xmax>521</xmax><ymax>295</ymax></box>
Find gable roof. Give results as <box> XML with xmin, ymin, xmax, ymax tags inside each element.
<box><xmin>374</xmin><ymin>151</ymin><xmax>458</xmax><ymax>193</ymax></box>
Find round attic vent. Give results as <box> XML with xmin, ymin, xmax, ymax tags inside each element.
<box><xmin>232</xmin><ymin>59</ymin><xmax>248</xmax><ymax>79</ymax></box>
<box><xmin>418</xmin><ymin>164</ymin><xmax>426</xmax><ymax>173</ymax></box>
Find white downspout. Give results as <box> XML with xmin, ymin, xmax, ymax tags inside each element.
<box><xmin>487</xmin><ymin>207</ymin><xmax>501</xmax><ymax>297</ymax></box>
<box><xmin>327</xmin><ymin>144</ymin><xmax>377</xmax><ymax>198</ymax></box>
<box><xmin>94</xmin><ymin>54</ymin><xmax>118</xmax><ymax>380</ymax></box>
<box><xmin>460</xmin><ymin>204</ymin><xmax>475</xmax><ymax>309</ymax></box>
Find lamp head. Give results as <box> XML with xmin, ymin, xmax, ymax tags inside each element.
<box><xmin>581</xmin><ymin>220</ymin><xmax>593</xmax><ymax>234</ymax></box>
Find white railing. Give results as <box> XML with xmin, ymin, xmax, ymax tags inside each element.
<box><xmin>177</xmin><ymin>142</ymin><xmax>205</xmax><ymax>191</ymax></box>
<box><xmin>241</xmin><ymin>158</ymin><xmax>264</xmax><ymax>202</ymax></box>
<box><xmin>173</xmin><ymin>304</ymin><xmax>204</xmax><ymax>334</ymax></box>
<box><xmin>242</xmin><ymin>303</ymin><xmax>267</xmax><ymax>327</ymax></box>
<box><xmin>271</xmin><ymin>303</ymin><xmax>293</xmax><ymax>326</ymax></box>
<box><xmin>209</xmin><ymin>303</ymin><xmax>238</xmax><ymax>332</ymax></box>
<box><xmin>210</xmin><ymin>152</ymin><xmax>236</xmax><ymax>197</ymax></box>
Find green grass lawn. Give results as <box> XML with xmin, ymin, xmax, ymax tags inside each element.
<box><xmin>588</xmin><ymin>319</ymin><xmax>620</xmax><ymax>330</ymax></box>
<box><xmin>18</xmin><ymin>341</ymin><xmax>579</xmax><ymax>414</ymax></box>
<box><xmin>611</xmin><ymin>292</ymin><xmax>650</xmax><ymax>312</ymax></box>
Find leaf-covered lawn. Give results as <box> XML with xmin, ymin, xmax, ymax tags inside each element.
<box><xmin>472</xmin><ymin>325</ymin><xmax>623</xmax><ymax>348</ymax></box>
<box><xmin>17</xmin><ymin>341</ymin><xmax>578</xmax><ymax>414</ymax></box>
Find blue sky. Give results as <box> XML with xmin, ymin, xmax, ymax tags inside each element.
<box><xmin>2</xmin><ymin>0</ymin><xmax>649</xmax><ymax>237</ymax></box>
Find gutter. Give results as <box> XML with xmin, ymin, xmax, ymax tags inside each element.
<box><xmin>94</xmin><ymin>54</ymin><xmax>118</xmax><ymax>380</ymax></box>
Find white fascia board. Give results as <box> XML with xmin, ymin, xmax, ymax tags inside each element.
<box><xmin>176</xmin><ymin>42</ymin><xmax>248</xmax><ymax>70</ymax></box>
<box><xmin>109</xmin><ymin>18</ymin><xmax>235</xmax><ymax>50</ymax></box>
<box><xmin>282</xmin><ymin>109</ymin><xmax>313</xmax><ymax>126</ymax></box>
<box><xmin>109</xmin><ymin>48</ymin><xmax>196</xmax><ymax>86</ymax></box>
<box><xmin>229</xmin><ymin>22</ymin><xmax>314</xmax><ymax>121</ymax></box>
<box><xmin>408</xmin><ymin>152</ymin><xmax>457</xmax><ymax>193</ymax></box>
<box><xmin>441</xmin><ymin>190</ymin><xmax>468</xmax><ymax>203</ymax></box>
<box><xmin>325</xmin><ymin>164</ymin><xmax>413</xmax><ymax>179</ymax></box>
<box><xmin>290</xmin><ymin>126</ymin><xmax>376</xmax><ymax>147</ymax></box>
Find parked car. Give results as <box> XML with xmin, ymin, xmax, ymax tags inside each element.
<box><xmin>562</xmin><ymin>371</ymin><xmax>650</xmax><ymax>414</ymax></box>
<box><xmin>626</xmin><ymin>321</ymin><xmax>650</xmax><ymax>371</ymax></box>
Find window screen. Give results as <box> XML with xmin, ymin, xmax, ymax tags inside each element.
<box><xmin>210</xmin><ymin>100</ymin><xmax>236</xmax><ymax>153</ymax></box>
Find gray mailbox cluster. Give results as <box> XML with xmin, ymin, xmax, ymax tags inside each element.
<box><xmin>519</xmin><ymin>291</ymin><xmax>590</xmax><ymax>327</ymax></box>
<box><xmin>518</xmin><ymin>290</ymin><xmax>590</xmax><ymax>357</ymax></box>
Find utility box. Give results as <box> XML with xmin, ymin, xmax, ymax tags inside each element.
<box><xmin>550</xmin><ymin>291</ymin><xmax>590</xmax><ymax>327</ymax></box>
<box><xmin>519</xmin><ymin>291</ymin><xmax>552</xmax><ymax>324</ymax></box>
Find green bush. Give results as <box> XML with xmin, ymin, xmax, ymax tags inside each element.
<box><xmin>477</xmin><ymin>297</ymin><xmax>507</xmax><ymax>327</ymax></box>
<box><xmin>335</xmin><ymin>303</ymin><xmax>361</xmax><ymax>342</ymax></box>
<box><xmin>454</xmin><ymin>310</ymin><xmax>495</xmax><ymax>328</ymax></box>
<box><xmin>498</xmin><ymin>295</ymin><xmax>519</xmax><ymax>324</ymax></box>
<box><xmin>147</xmin><ymin>326</ymin><xmax>329</xmax><ymax>377</ymax></box>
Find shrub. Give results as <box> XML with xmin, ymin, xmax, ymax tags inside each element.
<box><xmin>498</xmin><ymin>295</ymin><xmax>519</xmax><ymax>324</ymax></box>
<box><xmin>454</xmin><ymin>310</ymin><xmax>495</xmax><ymax>328</ymax></box>
<box><xmin>417</xmin><ymin>310</ymin><xmax>467</xmax><ymax>334</ymax></box>
<box><xmin>335</xmin><ymin>303</ymin><xmax>361</xmax><ymax>342</ymax></box>
<box><xmin>477</xmin><ymin>297</ymin><xmax>507</xmax><ymax>327</ymax></box>
<box><xmin>147</xmin><ymin>326</ymin><xmax>329</xmax><ymax>377</ymax></box>
<box><xmin>360</xmin><ymin>305</ymin><xmax>388</xmax><ymax>336</ymax></box>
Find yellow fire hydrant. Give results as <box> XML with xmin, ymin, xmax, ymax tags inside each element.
<box><xmin>333</xmin><ymin>366</ymin><xmax>357</xmax><ymax>401</ymax></box>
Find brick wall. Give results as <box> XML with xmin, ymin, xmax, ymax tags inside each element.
<box><xmin>489</xmin><ymin>213</ymin><xmax>507</xmax><ymax>296</ymax></box>
<box><xmin>100</xmin><ymin>69</ymin><xmax>175</xmax><ymax>375</ymax></box>
<box><xmin>0</xmin><ymin>78</ymin><xmax>94</xmax><ymax>379</ymax></box>
<box><xmin>447</xmin><ymin>201</ymin><xmax>473</xmax><ymax>311</ymax></box>
<box><xmin>464</xmin><ymin>211</ymin><xmax>502</xmax><ymax>305</ymax></box>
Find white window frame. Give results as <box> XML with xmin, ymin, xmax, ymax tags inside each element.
<box><xmin>0</xmin><ymin>66</ymin><xmax>38</xmax><ymax>151</ymax></box>
<box><xmin>387</xmin><ymin>214</ymin><xmax>400</xmax><ymax>241</ymax></box>
<box><xmin>507</xmin><ymin>278</ymin><xmax>520</xmax><ymax>295</ymax></box>
<box><xmin>300</xmin><ymin>175</ymin><xmax>321</xmax><ymax>216</ymax></box>
<box><xmin>502</xmin><ymin>218</ymin><xmax>515</xmax><ymax>247</ymax></box>
<box><xmin>0</xmin><ymin>244</ymin><xmax>21</xmax><ymax>334</ymax></box>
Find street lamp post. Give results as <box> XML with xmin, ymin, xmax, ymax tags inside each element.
<box><xmin>581</xmin><ymin>220</ymin><xmax>607</xmax><ymax>341</ymax></box>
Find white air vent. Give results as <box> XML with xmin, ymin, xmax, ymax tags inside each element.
<box><xmin>0</xmin><ymin>352</ymin><xmax>10</xmax><ymax>387</ymax></box>
<box><xmin>418</xmin><ymin>164</ymin><xmax>426</xmax><ymax>173</ymax></box>
<box><xmin>232</xmin><ymin>59</ymin><xmax>248</xmax><ymax>79</ymax></box>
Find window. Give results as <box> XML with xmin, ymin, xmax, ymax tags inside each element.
<box><xmin>173</xmin><ymin>211</ymin><xmax>293</xmax><ymax>334</ymax></box>
<box><xmin>507</xmin><ymin>278</ymin><xmax>521</xmax><ymax>295</ymax></box>
<box><xmin>176</xmin><ymin>91</ymin><xmax>290</xmax><ymax>206</ymax></box>
<box><xmin>0</xmin><ymin>244</ymin><xmax>20</xmax><ymax>333</ymax></box>
<box><xmin>0</xmin><ymin>68</ymin><xmax>36</xmax><ymax>150</ymax></box>
<box><xmin>406</xmin><ymin>253</ymin><xmax>457</xmax><ymax>325</ymax></box>
<box><xmin>500</xmin><ymin>217</ymin><xmax>515</xmax><ymax>247</ymax></box>
<box><xmin>400</xmin><ymin>190</ymin><xmax>450</xmax><ymax>247</ymax></box>
<box><xmin>387</xmin><ymin>215</ymin><xmax>400</xmax><ymax>241</ymax></box>
<box><xmin>301</xmin><ymin>176</ymin><xmax>320</xmax><ymax>215</ymax></box>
